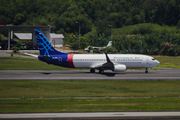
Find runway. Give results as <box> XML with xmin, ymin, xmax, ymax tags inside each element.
<box><xmin>1</xmin><ymin>112</ymin><xmax>180</xmax><ymax>119</ymax></box>
<box><xmin>0</xmin><ymin>67</ymin><xmax>180</xmax><ymax>80</ymax></box>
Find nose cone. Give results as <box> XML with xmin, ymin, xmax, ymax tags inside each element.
<box><xmin>155</xmin><ymin>60</ymin><xmax>160</xmax><ymax>66</ymax></box>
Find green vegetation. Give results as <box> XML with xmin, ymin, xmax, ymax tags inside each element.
<box><xmin>11</xmin><ymin>46</ymin><xmax>19</xmax><ymax>53</ymax></box>
<box><xmin>1</xmin><ymin>98</ymin><xmax>180</xmax><ymax>113</ymax></box>
<box><xmin>0</xmin><ymin>80</ymin><xmax>180</xmax><ymax>98</ymax></box>
<box><xmin>154</xmin><ymin>56</ymin><xmax>180</xmax><ymax>68</ymax></box>
<box><xmin>1</xmin><ymin>0</ymin><xmax>179</xmax><ymax>34</ymax></box>
<box><xmin>0</xmin><ymin>80</ymin><xmax>180</xmax><ymax>112</ymax></box>
<box><xmin>113</xmin><ymin>23</ymin><xmax>177</xmax><ymax>36</ymax></box>
<box><xmin>112</xmin><ymin>23</ymin><xmax>180</xmax><ymax>55</ymax></box>
<box><xmin>1</xmin><ymin>0</ymin><xmax>180</xmax><ymax>55</ymax></box>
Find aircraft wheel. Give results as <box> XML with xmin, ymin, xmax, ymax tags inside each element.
<box><xmin>145</xmin><ymin>68</ymin><xmax>148</xmax><ymax>73</ymax></box>
<box><xmin>90</xmin><ymin>69</ymin><xmax>95</xmax><ymax>73</ymax></box>
<box><xmin>99</xmin><ymin>70</ymin><xmax>104</xmax><ymax>74</ymax></box>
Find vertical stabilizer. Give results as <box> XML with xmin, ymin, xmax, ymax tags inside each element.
<box><xmin>107</xmin><ymin>41</ymin><xmax>112</xmax><ymax>47</ymax></box>
<box><xmin>35</xmin><ymin>29</ymin><xmax>66</xmax><ymax>56</ymax></box>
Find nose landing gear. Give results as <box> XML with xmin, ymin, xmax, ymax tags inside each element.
<box><xmin>145</xmin><ymin>68</ymin><xmax>148</xmax><ymax>73</ymax></box>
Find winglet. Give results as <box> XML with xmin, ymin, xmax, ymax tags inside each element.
<box><xmin>105</xmin><ymin>53</ymin><xmax>112</xmax><ymax>63</ymax></box>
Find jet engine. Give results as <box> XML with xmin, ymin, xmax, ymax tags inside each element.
<box><xmin>113</xmin><ymin>64</ymin><xmax>126</xmax><ymax>72</ymax></box>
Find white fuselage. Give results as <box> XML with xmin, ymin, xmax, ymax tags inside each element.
<box><xmin>71</xmin><ymin>54</ymin><xmax>159</xmax><ymax>69</ymax></box>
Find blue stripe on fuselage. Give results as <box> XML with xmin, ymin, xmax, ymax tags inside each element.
<box><xmin>38</xmin><ymin>54</ymin><xmax>69</xmax><ymax>68</ymax></box>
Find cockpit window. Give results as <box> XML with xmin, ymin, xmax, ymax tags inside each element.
<box><xmin>152</xmin><ymin>59</ymin><xmax>155</xmax><ymax>60</ymax></box>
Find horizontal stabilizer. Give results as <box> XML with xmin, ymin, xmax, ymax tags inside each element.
<box><xmin>23</xmin><ymin>53</ymin><xmax>38</xmax><ymax>57</ymax></box>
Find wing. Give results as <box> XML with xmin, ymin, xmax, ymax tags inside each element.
<box><xmin>94</xmin><ymin>53</ymin><xmax>127</xmax><ymax>72</ymax></box>
<box><xmin>93</xmin><ymin>47</ymin><xmax>103</xmax><ymax>51</ymax></box>
<box><xmin>95</xmin><ymin>53</ymin><xmax>114</xmax><ymax>70</ymax></box>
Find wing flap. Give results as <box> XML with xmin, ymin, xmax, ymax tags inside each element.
<box><xmin>95</xmin><ymin>62</ymin><xmax>114</xmax><ymax>70</ymax></box>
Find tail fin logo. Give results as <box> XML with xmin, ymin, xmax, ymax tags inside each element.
<box><xmin>35</xmin><ymin>29</ymin><xmax>54</xmax><ymax>56</ymax></box>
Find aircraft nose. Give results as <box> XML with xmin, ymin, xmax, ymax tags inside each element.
<box><xmin>156</xmin><ymin>60</ymin><xmax>160</xmax><ymax>65</ymax></box>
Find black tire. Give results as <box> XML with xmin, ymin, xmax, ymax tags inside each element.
<box><xmin>99</xmin><ymin>70</ymin><xmax>104</xmax><ymax>74</ymax></box>
<box><xmin>90</xmin><ymin>69</ymin><xmax>95</xmax><ymax>73</ymax></box>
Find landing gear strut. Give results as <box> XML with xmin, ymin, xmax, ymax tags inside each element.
<box><xmin>99</xmin><ymin>69</ymin><xmax>104</xmax><ymax>74</ymax></box>
<box><xmin>90</xmin><ymin>69</ymin><xmax>95</xmax><ymax>73</ymax></box>
<box><xmin>145</xmin><ymin>68</ymin><xmax>148</xmax><ymax>73</ymax></box>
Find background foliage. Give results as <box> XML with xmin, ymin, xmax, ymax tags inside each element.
<box><xmin>1</xmin><ymin>0</ymin><xmax>180</xmax><ymax>55</ymax></box>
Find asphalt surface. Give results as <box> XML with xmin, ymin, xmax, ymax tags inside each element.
<box><xmin>0</xmin><ymin>67</ymin><xmax>180</xmax><ymax>80</ymax></box>
<box><xmin>0</xmin><ymin>112</ymin><xmax>180</xmax><ymax>119</ymax></box>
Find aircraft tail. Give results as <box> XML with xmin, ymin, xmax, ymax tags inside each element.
<box><xmin>35</xmin><ymin>29</ymin><xmax>66</xmax><ymax>56</ymax></box>
<box><xmin>107</xmin><ymin>41</ymin><xmax>112</xmax><ymax>47</ymax></box>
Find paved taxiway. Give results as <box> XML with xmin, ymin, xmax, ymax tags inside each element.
<box><xmin>1</xmin><ymin>112</ymin><xmax>180</xmax><ymax>119</ymax></box>
<box><xmin>0</xmin><ymin>67</ymin><xmax>180</xmax><ymax>80</ymax></box>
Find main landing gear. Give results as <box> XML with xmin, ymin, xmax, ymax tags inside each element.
<box><xmin>90</xmin><ymin>68</ymin><xmax>95</xmax><ymax>73</ymax></box>
<box><xmin>145</xmin><ymin>68</ymin><xmax>148</xmax><ymax>73</ymax></box>
<box><xmin>99</xmin><ymin>69</ymin><xmax>104</xmax><ymax>74</ymax></box>
<box><xmin>90</xmin><ymin>69</ymin><xmax>104</xmax><ymax>74</ymax></box>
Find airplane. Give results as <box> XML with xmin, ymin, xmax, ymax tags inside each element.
<box><xmin>84</xmin><ymin>41</ymin><xmax>112</xmax><ymax>51</ymax></box>
<box><xmin>25</xmin><ymin>29</ymin><xmax>160</xmax><ymax>74</ymax></box>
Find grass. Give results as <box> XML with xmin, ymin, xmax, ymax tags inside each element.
<box><xmin>0</xmin><ymin>57</ymin><xmax>74</xmax><ymax>70</ymax></box>
<box><xmin>154</xmin><ymin>56</ymin><xmax>180</xmax><ymax>68</ymax></box>
<box><xmin>0</xmin><ymin>80</ymin><xmax>180</xmax><ymax>98</ymax></box>
<box><xmin>1</xmin><ymin>97</ymin><xmax>180</xmax><ymax>113</ymax></box>
<box><xmin>0</xmin><ymin>80</ymin><xmax>180</xmax><ymax>113</ymax></box>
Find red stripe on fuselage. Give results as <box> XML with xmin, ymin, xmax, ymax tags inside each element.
<box><xmin>105</xmin><ymin>53</ymin><xmax>111</xmax><ymax>63</ymax></box>
<box><xmin>68</xmin><ymin>54</ymin><xmax>75</xmax><ymax>68</ymax></box>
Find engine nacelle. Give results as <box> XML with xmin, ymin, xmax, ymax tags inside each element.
<box><xmin>113</xmin><ymin>64</ymin><xmax>126</xmax><ymax>72</ymax></box>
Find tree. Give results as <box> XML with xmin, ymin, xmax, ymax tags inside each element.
<box><xmin>177</xmin><ymin>20</ymin><xmax>180</xmax><ymax>29</ymax></box>
<box><xmin>102</xmin><ymin>46</ymin><xmax>117</xmax><ymax>53</ymax></box>
<box><xmin>69</xmin><ymin>42</ymin><xmax>79</xmax><ymax>53</ymax></box>
<box><xmin>67</xmin><ymin>34</ymin><xmax>79</xmax><ymax>52</ymax></box>
<box><xmin>11</xmin><ymin>46</ymin><xmax>19</xmax><ymax>53</ymax></box>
